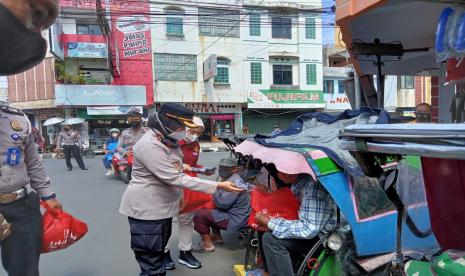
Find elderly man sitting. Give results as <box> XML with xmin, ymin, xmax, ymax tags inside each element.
<box><xmin>254</xmin><ymin>170</ymin><xmax>337</xmax><ymax>276</ymax></box>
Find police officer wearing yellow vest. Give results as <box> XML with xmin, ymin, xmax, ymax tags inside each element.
<box><xmin>0</xmin><ymin>0</ymin><xmax>62</xmax><ymax>275</ymax></box>
<box><xmin>120</xmin><ymin>103</ymin><xmax>243</xmax><ymax>276</ymax></box>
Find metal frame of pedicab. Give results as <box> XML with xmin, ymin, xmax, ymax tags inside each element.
<box><xmin>229</xmin><ymin>109</ymin><xmax>439</xmax><ymax>275</ymax></box>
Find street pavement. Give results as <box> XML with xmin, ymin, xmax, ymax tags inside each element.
<box><xmin>2</xmin><ymin>152</ymin><xmax>244</xmax><ymax>276</ymax></box>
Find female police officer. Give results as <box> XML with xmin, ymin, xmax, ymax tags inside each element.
<box><xmin>120</xmin><ymin>103</ymin><xmax>242</xmax><ymax>276</ymax></box>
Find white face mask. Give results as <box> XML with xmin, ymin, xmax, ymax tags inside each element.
<box><xmin>111</xmin><ymin>133</ymin><xmax>118</xmax><ymax>138</ymax></box>
<box><xmin>168</xmin><ymin>130</ymin><xmax>186</xmax><ymax>142</ymax></box>
<box><xmin>185</xmin><ymin>130</ymin><xmax>198</xmax><ymax>143</ymax></box>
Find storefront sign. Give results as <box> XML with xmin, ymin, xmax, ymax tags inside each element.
<box><xmin>67</xmin><ymin>42</ymin><xmax>108</xmax><ymax>58</ymax></box>
<box><xmin>87</xmin><ymin>106</ymin><xmax>142</xmax><ymax>115</ymax></box>
<box><xmin>110</xmin><ymin>0</ymin><xmax>154</xmax><ymax>105</ymax></box>
<box><xmin>247</xmin><ymin>90</ymin><xmax>325</xmax><ymax>109</ymax></box>
<box><xmin>183</xmin><ymin>103</ymin><xmax>241</xmax><ymax>114</ymax></box>
<box><xmin>55</xmin><ymin>85</ymin><xmax>147</xmax><ymax>106</ymax></box>
<box><xmin>38</xmin><ymin>109</ymin><xmax>64</xmax><ymax>120</ymax></box>
<box><xmin>324</xmin><ymin>94</ymin><xmax>351</xmax><ymax>110</ymax></box>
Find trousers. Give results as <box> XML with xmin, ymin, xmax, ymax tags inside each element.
<box><xmin>261</xmin><ymin>232</ymin><xmax>320</xmax><ymax>276</ymax></box>
<box><xmin>193</xmin><ymin>209</ymin><xmax>229</xmax><ymax>235</ymax></box>
<box><xmin>129</xmin><ymin>217</ymin><xmax>172</xmax><ymax>276</ymax></box>
<box><xmin>0</xmin><ymin>192</ymin><xmax>42</xmax><ymax>276</ymax></box>
<box><xmin>63</xmin><ymin>145</ymin><xmax>85</xmax><ymax>169</ymax></box>
<box><xmin>166</xmin><ymin>212</ymin><xmax>194</xmax><ymax>252</ymax></box>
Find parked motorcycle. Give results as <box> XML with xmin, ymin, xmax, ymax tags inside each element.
<box><xmin>112</xmin><ymin>151</ymin><xmax>133</xmax><ymax>184</ymax></box>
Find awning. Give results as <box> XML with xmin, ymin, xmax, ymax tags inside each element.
<box><xmin>336</xmin><ymin>0</ymin><xmax>451</xmax><ymax>76</ymax></box>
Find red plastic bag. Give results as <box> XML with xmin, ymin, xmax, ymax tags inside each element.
<box><xmin>179</xmin><ymin>170</ymin><xmax>214</xmax><ymax>214</ymax></box>
<box><xmin>248</xmin><ymin>187</ymin><xmax>300</xmax><ymax>231</ymax></box>
<box><xmin>41</xmin><ymin>202</ymin><xmax>88</xmax><ymax>253</ymax></box>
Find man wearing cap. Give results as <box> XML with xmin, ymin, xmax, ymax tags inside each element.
<box><xmin>0</xmin><ymin>0</ymin><xmax>63</xmax><ymax>275</ymax></box>
<box><xmin>117</xmin><ymin>107</ymin><xmax>148</xmax><ymax>155</ymax></box>
<box><xmin>120</xmin><ymin>103</ymin><xmax>243</xmax><ymax>276</ymax></box>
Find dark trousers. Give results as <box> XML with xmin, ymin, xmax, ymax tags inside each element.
<box><xmin>0</xmin><ymin>193</ymin><xmax>42</xmax><ymax>276</ymax></box>
<box><xmin>63</xmin><ymin>145</ymin><xmax>85</xmax><ymax>169</ymax></box>
<box><xmin>128</xmin><ymin>217</ymin><xmax>173</xmax><ymax>276</ymax></box>
<box><xmin>193</xmin><ymin>209</ymin><xmax>229</xmax><ymax>235</ymax></box>
<box><xmin>261</xmin><ymin>232</ymin><xmax>320</xmax><ymax>276</ymax></box>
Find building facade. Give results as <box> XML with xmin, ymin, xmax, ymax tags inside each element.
<box><xmin>150</xmin><ymin>0</ymin><xmax>325</xmax><ymax>138</ymax></box>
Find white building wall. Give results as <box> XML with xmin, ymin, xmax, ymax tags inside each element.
<box><xmin>151</xmin><ymin>1</ymin><xmax>324</xmax><ymax>105</ymax></box>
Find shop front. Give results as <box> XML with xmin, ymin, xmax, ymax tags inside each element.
<box><xmin>55</xmin><ymin>84</ymin><xmax>147</xmax><ymax>152</ymax></box>
<box><xmin>155</xmin><ymin>103</ymin><xmax>243</xmax><ymax>142</ymax></box>
<box><xmin>245</xmin><ymin>89</ymin><xmax>325</xmax><ymax>134</ymax></box>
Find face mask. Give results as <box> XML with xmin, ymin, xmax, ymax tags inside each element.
<box><xmin>185</xmin><ymin>131</ymin><xmax>198</xmax><ymax>143</ymax></box>
<box><xmin>168</xmin><ymin>130</ymin><xmax>187</xmax><ymax>142</ymax></box>
<box><xmin>111</xmin><ymin>133</ymin><xmax>118</xmax><ymax>138</ymax></box>
<box><xmin>0</xmin><ymin>4</ymin><xmax>47</xmax><ymax>76</ymax></box>
<box><xmin>129</xmin><ymin>120</ymin><xmax>142</xmax><ymax>128</ymax></box>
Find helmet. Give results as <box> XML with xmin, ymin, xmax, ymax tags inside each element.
<box><xmin>109</xmin><ymin>128</ymin><xmax>120</xmax><ymax>134</ymax></box>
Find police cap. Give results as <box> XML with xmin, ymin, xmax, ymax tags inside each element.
<box><xmin>160</xmin><ymin>103</ymin><xmax>196</xmax><ymax>128</ymax></box>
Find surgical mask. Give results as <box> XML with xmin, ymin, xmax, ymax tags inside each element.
<box><xmin>168</xmin><ymin>130</ymin><xmax>186</xmax><ymax>142</ymax></box>
<box><xmin>0</xmin><ymin>3</ymin><xmax>47</xmax><ymax>76</ymax></box>
<box><xmin>111</xmin><ymin>133</ymin><xmax>118</xmax><ymax>138</ymax></box>
<box><xmin>129</xmin><ymin>120</ymin><xmax>142</xmax><ymax>128</ymax></box>
<box><xmin>185</xmin><ymin>131</ymin><xmax>198</xmax><ymax>143</ymax></box>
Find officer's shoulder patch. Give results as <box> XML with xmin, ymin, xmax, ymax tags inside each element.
<box><xmin>0</xmin><ymin>105</ymin><xmax>24</xmax><ymax>116</ymax></box>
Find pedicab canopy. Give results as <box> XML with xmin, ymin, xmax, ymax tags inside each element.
<box><xmin>234</xmin><ymin>109</ymin><xmax>439</xmax><ymax>257</ymax></box>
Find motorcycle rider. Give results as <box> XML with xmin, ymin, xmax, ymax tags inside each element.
<box><xmin>117</xmin><ymin>107</ymin><xmax>148</xmax><ymax>155</ymax></box>
<box><xmin>103</xmin><ymin>128</ymin><xmax>120</xmax><ymax>176</ymax></box>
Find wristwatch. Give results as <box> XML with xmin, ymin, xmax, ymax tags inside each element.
<box><xmin>41</xmin><ymin>193</ymin><xmax>56</xmax><ymax>201</ymax></box>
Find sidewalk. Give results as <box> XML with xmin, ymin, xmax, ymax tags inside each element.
<box><xmin>200</xmin><ymin>142</ymin><xmax>229</xmax><ymax>152</ymax></box>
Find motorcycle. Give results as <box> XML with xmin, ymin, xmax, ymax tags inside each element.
<box><xmin>112</xmin><ymin>151</ymin><xmax>133</xmax><ymax>184</ymax></box>
<box><xmin>103</xmin><ymin>142</ymin><xmax>118</xmax><ymax>170</ymax></box>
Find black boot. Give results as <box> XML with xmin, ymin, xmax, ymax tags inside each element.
<box><xmin>164</xmin><ymin>251</ymin><xmax>176</xmax><ymax>270</ymax></box>
<box><xmin>178</xmin><ymin>250</ymin><xmax>202</xmax><ymax>269</ymax></box>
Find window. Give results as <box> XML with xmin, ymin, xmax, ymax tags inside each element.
<box><xmin>272</xmin><ymin>17</ymin><xmax>292</xmax><ymax>39</ymax></box>
<box><xmin>199</xmin><ymin>8</ymin><xmax>240</xmax><ymax>37</ymax></box>
<box><xmin>154</xmin><ymin>53</ymin><xmax>197</xmax><ymax>81</ymax></box>
<box><xmin>324</xmin><ymin>80</ymin><xmax>334</xmax><ymax>94</ymax></box>
<box><xmin>250</xmin><ymin>62</ymin><xmax>262</xmax><ymax>84</ymax></box>
<box><xmin>76</xmin><ymin>24</ymin><xmax>102</xmax><ymax>35</ymax></box>
<box><xmin>165</xmin><ymin>8</ymin><xmax>184</xmax><ymax>36</ymax></box>
<box><xmin>338</xmin><ymin>80</ymin><xmax>345</xmax><ymax>94</ymax></box>
<box><xmin>273</xmin><ymin>65</ymin><xmax>292</xmax><ymax>85</ymax></box>
<box><xmin>214</xmin><ymin>58</ymin><xmax>230</xmax><ymax>84</ymax></box>
<box><xmin>400</xmin><ymin>76</ymin><xmax>414</xmax><ymax>89</ymax></box>
<box><xmin>305</xmin><ymin>17</ymin><xmax>316</xmax><ymax>39</ymax></box>
<box><xmin>249</xmin><ymin>13</ymin><xmax>261</xmax><ymax>36</ymax></box>
<box><xmin>306</xmin><ymin>64</ymin><xmax>317</xmax><ymax>85</ymax></box>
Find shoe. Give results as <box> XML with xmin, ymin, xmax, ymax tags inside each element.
<box><xmin>178</xmin><ymin>250</ymin><xmax>202</xmax><ymax>269</ymax></box>
<box><xmin>67</xmin><ymin>168</ymin><xmax>72</xmax><ymax>171</ymax></box>
<box><xmin>164</xmin><ymin>251</ymin><xmax>176</xmax><ymax>270</ymax></box>
<box><xmin>81</xmin><ymin>168</ymin><xmax>88</xmax><ymax>170</ymax></box>
<box><xmin>105</xmin><ymin>171</ymin><xmax>112</xmax><ymax>176</ymax></box>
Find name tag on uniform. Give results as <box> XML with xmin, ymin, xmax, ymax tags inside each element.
<box><xmin>6</xmin><ymin>147</ymin><xmax>21</xmax><ymax>166</ymax></box>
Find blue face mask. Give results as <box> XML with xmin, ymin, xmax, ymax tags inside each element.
<box><xmin>0</xmin><ymin>3</ymin><xmax>47</xmax><ymax>76</ymax></box>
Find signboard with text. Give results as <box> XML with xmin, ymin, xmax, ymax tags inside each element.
<box><xmin>324</xmin><ymin>94</ymin><xmax>351</xmax><ymax>110</ymax></box>
<box><xmin>247</xmin><ymin>90</ymin><xmax>325</xmax><ymax>109</ymax></box>
<box><xmin>67</xmin><ymin>42</ymin><xmax>108</xmax><ymax>58</ymax></box>
<box><xmin>55</xmin><ymin>85</ymin><xmax>147</xmax><ymax>106</ymax></box>
<box><xmin>110</xmin><ymin>0</ymin><xmax>154</xmax><ymax>105</ymax></box>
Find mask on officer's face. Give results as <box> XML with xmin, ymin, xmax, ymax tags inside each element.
<box><xmin>168</xmin><ymin>129</ymin><xmax>187</xmax><ymax>142</ymax></box>
<box><xmin>0</xmin><ymin>3</ymin><xmax>48</xmax><ymax>76</ymax></box>
<box><xmin>129</xmin><ymin>120</ymin><xmax>142</xmax><ymax>128</ymax></box>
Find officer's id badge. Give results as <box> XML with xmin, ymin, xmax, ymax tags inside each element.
<box><xmin>10</xmin><ymin>120</ymin><xmax>23</xmax><ymax>131</ymax></box>
<box><xmin>10</xmin><ymin>133</ymin><xmax>23</xmax><ymax>144</ymax></box>
<box><xmin>6</xmin><ymin>147</ymin><xmax>21</xmax><ymax>166</ymax></box>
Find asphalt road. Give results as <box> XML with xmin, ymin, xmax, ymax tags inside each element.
<box><xmin>2</xmin><ymin>152</ymin><xmax>244</xmax><ymax>276</ymax></box>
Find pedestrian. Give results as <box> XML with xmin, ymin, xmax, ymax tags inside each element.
<box><xmin>119</xmin><ymin>103</ymin><xmax>243</xmax><ymax>276</ymax></box>
<box><xmin>57</xmin><ymin>125</ymin><xmax>88</xmax><ymax>171</ymax></box>
<box><xmin>414</xmin><ymin>103</ymin><xmax>432</xmax><ymax>123</ymax></box>
<box><xmin>164</xmin><ymin>116</ymin><xmax>206</xmax><ymax>270</ymax></box>
<box><xmin>0</xmin><ymin>1</ymin><xmax>63</xmax><ymax>275</ymax></box>
<box><xmin>103</xmin><ymin>128</ymin><xmax>120</xmax><ymax>176</ymax></box>
<box><xmin>117</xmin><ymin>107</ymin><xmax>148</xmax><ymax>155</ymax></box>
<box><xmin>31</xmin><ymin>127</ymin><xmax>45</xmax><ymax>152</ymax></box>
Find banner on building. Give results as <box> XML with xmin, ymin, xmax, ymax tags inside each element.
<box><xmin>87</xmin><ymin>106</ymin><xmax>143</xmax><ymax>115</ymax></box>
<box><xmin>55</xmin><ymin>85</ymin><xmax>147</xmax><ymax>106</ymax></box>
<box><xmin>67</xmin><ymin>42</ymin><xmax>108</xmax><ymax>58</ymax></box>
<box><xmin>324</xmin><ymin>94</ymin><xmax>351</xmax><ymax>110</ymax></box>
<box><xmin>247</xmin><ymin>90</ymin><xmax>325</xmax><ymax>109</ymax></box>
<box><xmin>110</xmin><ymin>0</ymin><xmax>154</xmax><ymax>105</ymax></box>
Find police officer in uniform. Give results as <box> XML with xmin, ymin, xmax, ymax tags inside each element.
<box><xmin>120</xmin><ymin>103</ymin><xmax>242</xmax><ymax>276</ymax></box>
<box><xmin>117</xmin><ymin>107</ymin><xmax>148</xmax><ymax>155</ymax></box>
<box><xmin>57</xmin><ymin>125</ymin><xmax>87</xmax><ymax>171</ymax></box>
<box><xmin>0</xmin><ymin>1</ymin><xmax>62</xmax><ymax>275</ymax></box>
